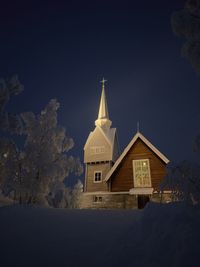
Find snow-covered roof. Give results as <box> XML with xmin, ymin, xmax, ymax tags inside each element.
<box><xmin>84</xmin><ymin>125</ymin><xmax>119</xmax><ymax>163</ymax></box>
<box><xmin>84</xmin><ymin>126</ymin><xmax>116</xmax><ymax>150</ymax></box>
<box><xmin>105</xmin><ymin>131</ymin><xmax>169</xmax><ymax>182</ymax></box>
<box><xmin>101</xmin><ymin>127</ymin><xmax>116</xmax><ymax>147</ymax></box>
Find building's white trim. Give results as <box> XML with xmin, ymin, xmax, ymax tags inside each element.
<box><xmin>105</xmin><ymin>131</ymin><xmax>169</xmax><ymax>182</ymax></box>
<box><xmin>129</xmin><ymin>187</ymin><xmax>154</xmax><ymax>195</ymax></box>
<box><xmin>153</xmin><ymin>190</ymin><xmax>172</xmax><ymax>194</ymax></box>
<box><xmin>83</xmin><ymin>191</ymin><xmax>130</xmax><ymax>196</ymax></box>
<box><xmin>83</xmin><ymin>189</ymin><xmax>171</xmax><ymax>196</ymax></box>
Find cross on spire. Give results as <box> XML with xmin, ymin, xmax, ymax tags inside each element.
<box><xmin>95</xmin><ymin>77</ymin><xmax>112</xmax><ymax>128</ymax></box>
<box><xmin>100</xmin><ymin>77</ymin><xmax>107</xmax><ymax>89</ymax></box>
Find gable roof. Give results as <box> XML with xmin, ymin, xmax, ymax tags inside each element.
<box><xmin>104</xmin><ymin>131</ymin><xmax>169</xmax><ymax>182</ymax></box>
<box><xmin>84</xmin><ymin>126</ymin><xmax>116</xmax><ymax>150</ymax></box>
<box><xmin>84</xmin><ymin>125</ymin><xmax>119</xmax><ymax>163</ymax></box>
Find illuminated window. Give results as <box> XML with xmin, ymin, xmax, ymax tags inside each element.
<box><xmin>132</xmin><ymin>159</ymin><xmax>151</xmax><ymax>187</ymax></box>
<box><xmin>94</xmin><ymin>171</ymin><xmax>102</xmax><ymax>183</ymax></box>
<box><xmin>90</xmin><ymin>146</ymin><xmax>105</xmax><ymax>155</ymax></box>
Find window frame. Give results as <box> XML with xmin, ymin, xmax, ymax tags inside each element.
<box><xmin>132</xmin><ymin>159</ymin><xmax>152</xmax><ymax>188</ymax></box>
<box><xmin>94</xmin><ymin>171</ymin><xmax>102</xmax><ymax>183</ymax></box>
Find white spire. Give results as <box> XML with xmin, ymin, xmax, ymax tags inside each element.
<box><xmin>98</xmin><ymin>78</ymin><xmax>109</xmax><ymax>119</ymax></box>
<box><xmin>95</xmin><ymin>78</ymin><xmax>112</xmax><ymax>128</ymax></box>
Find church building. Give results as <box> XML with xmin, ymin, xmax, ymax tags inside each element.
<box><xmin>81</xmin><ymin>80</ymin><xmax>170</xmax><ymax>209</ymax></box>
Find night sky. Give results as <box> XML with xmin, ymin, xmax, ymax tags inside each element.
<box><xmin>1</xmin><ymin>0</ymin><xmax>200</xmax><ymax>182</ymax></box>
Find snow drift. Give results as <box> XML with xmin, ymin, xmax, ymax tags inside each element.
<box><xmin>0</xmin><ymin>203</ymin><xmax>199</xmax><ymax>267</ymax></box>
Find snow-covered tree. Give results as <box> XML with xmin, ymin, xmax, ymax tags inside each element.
<box><xmin>0</xmin><ymin>75</ymin><xmax>26</xmax><ymax>203</ymax></box>
<box><xmin>48</xmin><ymin>179</ymin><xmax>83</xmax><ymax>209</ymax></box>
<box><xmin>0</xmin><ymin>139</ymin><xmax>18</xmax><ymax>193</ymax></box>
<box><xmin>0</xmin><ymin>75</ymin><xmax>24</xmax><ymax>133</ymax></box>
<box><xmin>171</xmin><ymin>0</ymin><xmax>200</xmax><ymax>74</ymax></box>
<box><xmin>0</xmin><ymin>76</ymin><xmax>83</xmax><ymax>207</ymax></box>
<box><xmin>0</xmin><ymin>138</ymin><xmax>28</xmax><ymax>203</ymax></box>
<box><xmin>166</xmin><ymin>1</ymin><xmax>200</xmax><ymax>206</ymax></box>
<box><xmin>47</xmin><ymin>180</ymin><xmax>70</xmax><ymax>208</ymax></box>
<box><xmin>18</xmin><ymin>99</ymin><xmax>83</xmax><ymax>205</ymax></box>
<box><xmin>71</xmin><ymin>180</ymin><xmax>83</xmax><ymax>208</ymax></box>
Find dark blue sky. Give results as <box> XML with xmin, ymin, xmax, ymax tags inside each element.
<box><xmin>1</xmin><ymin>0</ymin><xmax>200</xmax><ymax>176</ymax></box>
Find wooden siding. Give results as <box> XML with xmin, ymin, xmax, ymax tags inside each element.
<box><xmin>111</xmin><ymin>138</ymin><xmax>167</xmax><ymax>192</ymax></box>
<box><xmin>85</xmin><ymin>162</ymin><xmax>111</xmax><ymax>192</ymax></box>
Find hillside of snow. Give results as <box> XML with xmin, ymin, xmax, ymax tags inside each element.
<box><xmin>0</xmin><ymin>203</ymin><xmax>200</xmax><ymax>267</ymax></box>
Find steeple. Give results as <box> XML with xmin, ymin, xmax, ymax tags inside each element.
<box><xmin>95</xmin><ymin>78</ymin><xmax>112</xmax><ymax>128</ymax></box>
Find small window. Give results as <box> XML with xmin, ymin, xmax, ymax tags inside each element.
<box><xmin>94</xmin><ymin>196</ymin><xmax>102</xmax><ymax>202</ymax></box>
<box><xmin>133</xmin><ymin>159</ymin><xmax>151</xmax><ymax>187</ymax></box>
<box><xmin>94</xmin><ymin>171</ymin><xmax>102</xmax><ymax>183</ymax></box>
<box><xmin>90</xmin><ymin>146</ymin><xmax>105</xmax><ymax>155</ymax></box>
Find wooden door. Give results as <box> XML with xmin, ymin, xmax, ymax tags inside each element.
<box><xmin>137</xmin><ymin>195</ymin><xmax>149</xmax><ymax>209</ymax></box>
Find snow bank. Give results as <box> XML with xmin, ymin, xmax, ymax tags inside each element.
<box><xmin>138</xmin><ymin>202</ymin><xmax>200</xmax><ymax>267</ymax></box>
<box><xmin>0</xmin><ymin>203</ymin><xmax>199</xmax><ymax>267</ymax></box>
<box><xmin>106</xmin><ymin>202</ymin><xmax>200</xmax><ymax>267</ymax></box>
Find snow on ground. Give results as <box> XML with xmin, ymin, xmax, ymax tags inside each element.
<box><xmin>0</xmin><ymin>203</ymin><xmax>200</xmax><ymax>267</ymax></box>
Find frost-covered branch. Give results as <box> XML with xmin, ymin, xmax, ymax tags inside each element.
<box><xmin>18</xmin><ymin>99</ymin><xmax>83</xmax><ymax>206</ymax></box>
<box><xmin>0</xmin><ymin>77</ymin><xmax>83</xmax><ymax>207</ymax></box>
<box><xmin>171</xmin><ymin>0</ymin><xmax>200</xmax><ymax>74</ymax></box>
<box><xmin>0</xmin><ymin>75</ymin><xmax>24</xmax><ymax>134</ymax></box>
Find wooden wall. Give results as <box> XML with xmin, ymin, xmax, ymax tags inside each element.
<box><xmin>85</xmin><ymin>162</ymin><xmax>110</xmax><ymax>192</ymax></box>
<box><xmin>111</xmin><ymin>138</ymin><xmax>167</xmax><ymax>192</ymax></box>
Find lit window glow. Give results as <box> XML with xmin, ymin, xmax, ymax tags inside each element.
<box><xmin>133</xmin><ymin>159</ymin><xmax>151</xmax><ymax>187</ymax></box>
